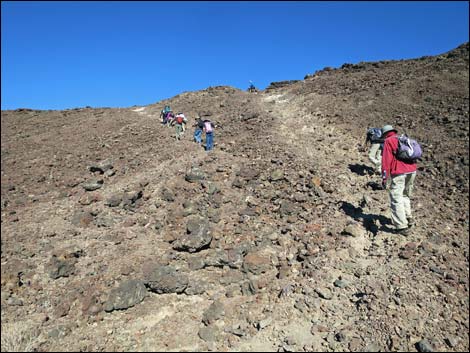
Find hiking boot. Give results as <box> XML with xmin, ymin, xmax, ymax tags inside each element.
<box><xmin>395</xmin><ymin>227</ymin><xmax>411</xmax><ymax>236</ymax></box>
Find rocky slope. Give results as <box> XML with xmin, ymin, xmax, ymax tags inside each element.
<box><xmin>1</xmin><ymin>43</ymin><xmax>468</xmax><ymax>352</ymax></box>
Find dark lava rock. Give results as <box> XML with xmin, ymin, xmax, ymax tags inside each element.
<box><xmin>104</xmin><ymin>279</ymin><xmax>147</xmax><ymax>312</ymax></box>
<box><xmin>172</xmin><ymin>217</ymin><xmax>212</xmax><ymax>253</ymax></box>
<box><xmin>144</xmin><ymin>265</ymin><xmax>189</xmax><ymax>294</ymax></box>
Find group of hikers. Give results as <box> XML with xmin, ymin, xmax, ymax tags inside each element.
<box><xmin>159</xmin><ymin>105</ymin><xmax>215</xmax><ymax>151</ymax></box>
<box><xmin>363</xmin><ymin>124</ymin><xmax>421</xmax><ymax>236</ymax></box>
<box><xmin>159</xmin><ymin>102</ymin><xmax>420</xmax><ymax>236</ymax></box>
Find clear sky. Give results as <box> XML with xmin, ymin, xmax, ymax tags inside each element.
<box><xmin>1</xmin><ymin>1</ymin><xmax>469</xmax><ymax>110</ymax></box>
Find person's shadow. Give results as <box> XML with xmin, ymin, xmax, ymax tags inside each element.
<box><xmin>340</xmin><ymin>201</ymin><xmax>393</xmax><ymax>235</ymax></box>
<box><xmin>348</xmin><ymin>163</ymin><xmax>375</xmax><ymax>176</ymax></box>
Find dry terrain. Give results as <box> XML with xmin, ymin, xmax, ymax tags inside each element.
<box><xmin>1</xmin><ymin>43</ymin><xmax>469</xmax><ymax>352</ymax></box>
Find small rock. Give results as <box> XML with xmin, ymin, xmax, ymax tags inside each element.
<box><xmin>257</xmin><ymin>317</ymin><xmax>272</xmax><ymax>330</ymax></box>
<box><xmin>364</xmin><ymin>343</ymin><xmax>381</xmax><ymax>352</ymax></box>
<box><xmin>82</xmin><ymin>179</ymin><xmax>104</xmax><ymax>191</ymax></box>
<box><xmin>399</xmin><ymin>250</ymin><xmax>414</xmax><ymax>259</ymax></box>
<box><xmin>360</xmin><ymin>194</ymin><xmax>372</xmax><ymax>207</ymax></box>
<box><xmin>48</xmin><ymin>256</ymin><xmax>76</xmax><ymax>279</ymax></box>
<box><xmin>202</xmin><ymin>301</ymin><xmax>225</xmax><ymax>325</ymax></box>
<box><xmin>416</xmin><ymin>339</ymin><xmax>434</xmax><ymax>352</ymax></box>
<box><xmin>104</xmin><ymin>169</ymin><xmax>115</xmax><ymax>178</ymax></box>
<box><xmin>78</xmin><ymin>192</ymin><xmax>102</xmax><ymax>205</ymax></box>
<box><xmin>161</xmin><ymin>188</ymin><xmax>175</xmax><ymax>202</ymax></box>
<box><xmin>445</xmin><ymin>336</ymin><xmax>459</xmax><ymax>348</ymax></box>
<box><xmin>144</xmin><ymin>265</ymin><xmax>189</xmax><ymax>294</ymax></box>
<box><xmin>335</xmin><ymin>331</ymin><xmax>347</xmax><ymax>342</ymax></box>
<box><xmin>188</xmin><ymin>257</ymin><xmax>206</xmax><ymax>271</ymax></box>
<box><xmin>7</xmin><ymin>296</ymin><xmax>23</xmax><ymax>306</ymax></box>
<box><xmin>185</xmin><ymin>167</ymin><xmax>206</xmax><ymax>183</ymax></box>
<box><xmin>333</xmin><ymin>279</ymin><xmax>349</xmax><ymax>288</ymax></box>
<box><xmin>184</xmin><ymin>281</ymin><xmax>207</xmax><ymax>296</ymax></box>
<box><xmin>242</xmin><ymin>252</ymin><xmax>272</xmax><ymax>275</ymax></box>
<box><xmin>198</xmin><ymin>326</ymin><xmax>218</xmax><ymax>342</ymax></box>
<box><xmin>173</xmin><ymin>218</ymin><xmax>212</xmax><ymax>253</ymax></box>
<box><xmin>71</xmin><ymin>210</ymin><xmax>95</xmax><ymax>227</ymax></box>
<box><xmin>89</xmin><ymin>160</ymin><xmax>113</xmax><ymax>174</ymax></box>
<box><xmin>106</xmin><ymin>193</ymin><xmax>123</xmax><ymax>207</ymax></box>
<box><xmin>315</xmin><ymin>287</ymin><xmax>333</xmax><ymax>300</ymax></box>
<box><xmin>342</xmin><ymin>223</ymin><xmax>365</xmax><ymax>237</ymax></box>
<box><xmin>270</xmin><ymin>169</ymin><xmax>284</xmax><ymax>181</ymax></box>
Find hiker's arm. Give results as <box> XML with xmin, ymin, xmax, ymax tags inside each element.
<box><xmin>381</xmin><ymin>140</ymin><xmax>393</xmax><ymax>186</ymax></box>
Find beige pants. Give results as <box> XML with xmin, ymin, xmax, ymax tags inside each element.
<box><xmin>368</xmin><ymin>143</ymin><xmax>382</xmax><ymax>171</ymax></box>
<box><xmin>389</xmin><ymin>172</ymin><xmax>416</xmax><ymax>230</ymax></box>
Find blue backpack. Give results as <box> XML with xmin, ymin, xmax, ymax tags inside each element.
<box><xmin>395</xmin><ymin>135</ymin><xmax>422</xmax><ymax>162</ymax></box>
<box><xmin>367</xmin><ymin>128</ymin><xmax>383</xmax><ymax>143</ymax></box>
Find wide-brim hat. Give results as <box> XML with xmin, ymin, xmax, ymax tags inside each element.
<box><xmin>381</xmin><ymin>125</ymin><xmax>397</xmax><ymax>135</ymax></box>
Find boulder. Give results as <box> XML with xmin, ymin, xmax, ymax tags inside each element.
<box><xmin>104</xmin><ymin>280</ymin><xmax>147</xmax><ymax>312</ymax></box>
<box><xmin>144</xmin><ymin>265</ymin><xmax>188</xmax><ymax>294</ymax></box>
<box><xmin>173</xmin><ymin>218</ymin><xmax>212</xmax><ymax>253</ymax></box>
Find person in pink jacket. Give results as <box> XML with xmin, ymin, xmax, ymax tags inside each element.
<box><xmin>381</xmin><ymin>125</ymin><xmax>417</xmax><ymax>235</ymax></box>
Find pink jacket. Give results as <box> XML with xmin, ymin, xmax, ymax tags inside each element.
<box><xmin>381</xmin><ymin>131</ymin><xmax>417</xmax><ymax>181</ymax></box>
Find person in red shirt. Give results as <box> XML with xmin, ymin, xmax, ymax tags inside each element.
<box><xmin>381</xmin><ymin>125</ymin><xmax>417</xmax><ymax>235</ymax></box>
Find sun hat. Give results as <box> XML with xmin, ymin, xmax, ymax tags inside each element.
<box><xmin>381</xmin><ymin>125</ymin><xmax>397</xmax><ymax>135</ymax></box>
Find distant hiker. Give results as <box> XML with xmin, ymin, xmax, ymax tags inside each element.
<box><xmin>160</xmin><ymin>105</ymin><xmax>172</xmax><ymax>124</ymax></box>
<box><xmin>248</xmin><ymin>81</ymin><xmax>257</xmax><ymax>93</ymax></box>
<box><xmin>381</xmin><ymin>125</ymin><xmax>417</xmax><ymax>235</ymax></box>
<box><xmin>174</xmin><ymin>112</ymin><xmax>187</xmax><ymax>140</ymax></box>
<box><xmin>164</xmin><ymin>111</ymin><xmax>175</xmax><ymax>126</ymax></box>
<box><xmin>203</xmin><ymin>119</ymin><xmax>215</xmax><ymax>151</ymax></box>
<box><xmin>364</xmin><ymin>127</ymin><xmax>384</xmax><ymax>174</ymax></box>
<box><xmin>193</xmin><ymin>116</ymin><xmax>204</xmax><ymax>145</ymax></box>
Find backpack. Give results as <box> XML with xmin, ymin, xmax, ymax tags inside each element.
<box><xmin>204</xmin><ymin>121</ymin><xmax>213</xmax><ymax>133</ymax></box>
<box><xmin>367</xmin><ymin>128</ymin><xmax>383</xmax><ymax>143</ymax></box>
<box><xmin>175</xmin><ymin>113</ymin><xmax>186</xmax><ymax>124</ymax></box>
<box><xmin>163</xmin><ymin>106</ymin><xmax>171</xmax><ymax>114</ymax></box>
<box><xmin>395</xmin><ymin>135</ymin><xmax>422</xmax><ymax>162</ymax></box>
<box><xmin>163</xmin><ymin>111</ymin><xmax>173</xmax><ymax>123</ymax></box>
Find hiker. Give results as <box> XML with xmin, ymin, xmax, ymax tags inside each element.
<box><xmin>174</xmin><ymin>112</ymin><xmax>187</xmax><ymax>140</ymax></box>
<box><xmin>203</xmin><ymin>119</ymin><xmax>215</xmax><ymax>151</ymax></box>
<box><xmin>381</xmin><ymin>125</ymin><xmax>417</xmax><ymax>235</ymax></box>
<box><xmin>248</xmin><ymin>81</ymin><xmax>257</xmax><ymax>93</ymax></box>
<box><xmin>193</xmin><ymin>116</ymin><xmax>204</xmax><ymax>145</ymax></box>
<box><xmin>165</xmin><ymin>111</ymin><xmax>175</xmax><ymax>126</ymax></box>
<box><xmin>162</xmin><ymin>111</ymin><xmax>174</xmax><ymax>126</ymax></box>
<box><xmin>364</xmin><ymin>127</ymin><xmax>384</xmax><ymax>174</ymax></box>
<box><xmin>160</xmin><ymin>105</ymin><xmax>172</xmax><ymax>124</ymax></box>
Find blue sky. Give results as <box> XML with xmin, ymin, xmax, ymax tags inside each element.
<box><xmin>1</xmin><ymin>1</ymin><xmax>469</xmax><ymax>110</ymax></box>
